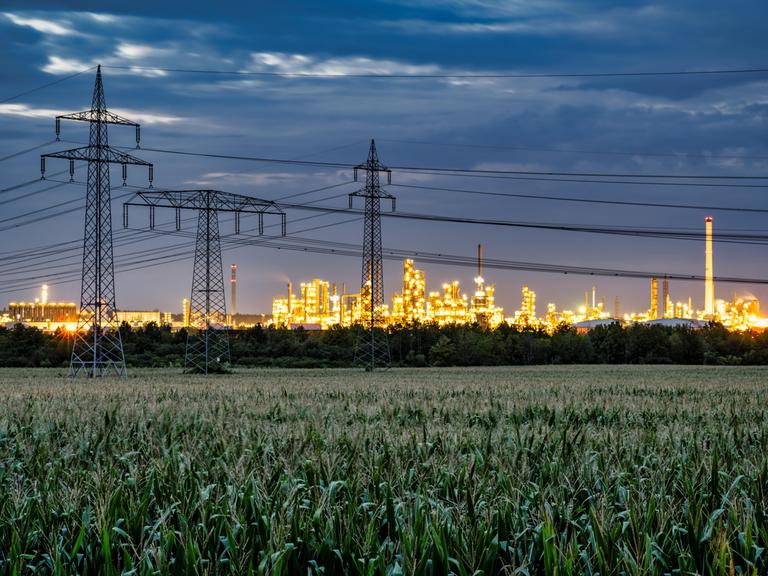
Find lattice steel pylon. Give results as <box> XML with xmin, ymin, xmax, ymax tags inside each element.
<box><xmin>349</xmin><ymin>140</ymin><xmax>396</xmax><ymax>371</ymax></box>
<box><xmin>123</xmin><ymin>189</ymin><xmax>285</xmax><ymax>374</ymax></box>
<box><xmin>40</xmin><ymin>65</ymin><xmax>153</xmax><ymax>378</ymax></box>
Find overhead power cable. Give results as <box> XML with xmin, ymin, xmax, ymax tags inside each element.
<box><xmin>0</xmin><ymin>169</ymin><xmax>69</xmax><ymax>196</ymax></box>
<box><xmin>75</xmin><ymin>142</ymin><xmax>768</xmax><ymax>184</ymax></box>
<box><xmin>0</xmin><ymin>66</ymin><xmax>97</xmax><ymax>104</ymax></box>
<box><xmin>391</xmin><ymin>183</ymin><xmax>768</xmax><ymax>214</ymax></box>
<box><xmin>102</xmin><ymin>64</ymin><xmax>768</xmax><ymax>79</ymax></box>
<box><xmin>379</xmin><ymin>138</ymin><xmax>768</xmax><ymax>162</ymax></box>
<box><xmin>0</xmin><ymin>212</ymin><xmax>360</xmax><ymax>295</ymax></box>
<box><xmin>279</xmin><ymin>202</ymin><xmax>768</xmax><ymax>245</ymax></box>
<box><xmin>0</xmin><ymin>140</ymin><xmax>58</xmax><ymax>163</ymax></box>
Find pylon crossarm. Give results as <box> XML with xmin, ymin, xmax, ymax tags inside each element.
<box><xmin>124</xmin><ymin>189</ymin><xmax>283</xmax><ymax>215</ymax></box>
<box><xmin>42</xmin><ymin>146</ymin><xmax>152</xmax><ymax>166</ymax></box>
<box><xmin>57</xmin><ymin>109</ymin><xmax>140</xmax><ymax>127</ymax></box>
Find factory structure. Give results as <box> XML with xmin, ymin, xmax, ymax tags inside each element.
<box><xmin>4</xmin><ymin>284</ymin><xmax>78</xmax><ymax>332</ymax></box>
<box><xmin>3</xmin><ymin>218</ymin><xmax>768</xmax><ymax>333</ymax></box>
<box><xmin>1</xmin><ymin>284</ymin><xmax>177</xmax><ymax>332</ymax></box>
<box><xmin>272</xmin><ymin>217</ymin><xmax>768</xmax><ymax>332</ymax></box>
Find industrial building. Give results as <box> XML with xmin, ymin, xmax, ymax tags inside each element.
<box><xmin>273</xmin><ymin>248</ymin><xmax>507</xmax><ymax>329</ymax></box>
<box><xmin>115</xmin><ymin>310</ymin><xmax>173</xmax><ymax>327</ymax></box>
<box><xmin>272</xmin><ymin>220</ymin><xmax>768</xmax><ymax>333</ymax></box>
<box><xmin>4</xmin><ymin>285</ymin><xmax>78</xmax><ymax>331</ymax></box>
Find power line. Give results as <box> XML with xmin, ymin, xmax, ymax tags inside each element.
<box><xmin>0</xmin><ymin>169</ymin><xmax>69</xmax><ymax>196</ymax></box>
<box><xmin>280</xmin><ymin>202</ymin><xmax>768</xmax><ymax>244</ymax></box>
<box><xmin>393</xmin><ymin>170</ymin><xmax>768</xmax><ymax>189</ymax></box>
<box><xmin>0</xmin><ymin>67</ymin><xmax>96</xmax><ymax>104</ymax></box>
<box><xmin>101</xmin><ymin>64</ymin><xmax>768</xmax><ymax>79</ymax></box>
<box><xmin>0</xmin><ymin>213</ymin><xmax>361</xmax><ymax>295</ymax></box>
<box><xmin>0</xmin><ymin>180</ymin><xmax>71</xmax><ymax>207</ymax></box>
<box><xmin>0</xmin><ymin>140</ymin><xmax>57</xmax><ymax>163</ymax></box>
<box><xmin>379</xmin><ymin>138</ymin><xmax>768</xmax><ymax>162</ymax></box>
<box><xmin>79</xmin><ymin>142</ymin><xmax>768</xmax><ymax>184</ymax></box>
<box><xmin>392</xmin><ymin>183</ymin><xmax>768</xmax><ymax>214</ymax></box>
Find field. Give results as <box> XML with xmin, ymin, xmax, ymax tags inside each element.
<box><xmin>0</xmin><ymin>366</ymin><xmax>767</xmax><ymax>574</ymax></box>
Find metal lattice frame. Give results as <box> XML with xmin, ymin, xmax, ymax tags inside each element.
<box><xmin>349</xmin><ymin>140</ymin><xmax>396</xmax><ymax>371</ymax></box>
<box><xmin>41</xmin><ymin>66</ymin><xmax>152</xmax><ymax>378</ymax></box>
<box><xmin>186</xmin><ymin>203</ymin><xmax>229</xmax><ymax>373</ymax></box>
<box><xmin>123</xmin><ymin>189</ymin><xmax>285</xmax><ymax>374</ymax></box>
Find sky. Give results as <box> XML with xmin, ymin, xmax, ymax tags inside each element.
<box><xmin>0</xmin><ymin>0</ymin><xmax>767</xmax><ymax>316</ymax></box>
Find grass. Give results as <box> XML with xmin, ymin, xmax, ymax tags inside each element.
<box><xmin>0</xmin><ymin>365</ymin><xmax>767</xmax><ymax>574</ymax></box>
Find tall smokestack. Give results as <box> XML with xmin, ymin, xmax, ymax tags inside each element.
<box><xmin>650</xmin><ymin>277</ymin><xmax>659</xmax><ymax>320</ymax></box>
<box><xmin>477</xmin><ymin>244</ymin><xmax>483</xmax><ymax>278</ymax></box>
<box><xmin>662</xmin><ymin>276</ymin><xmax>669</xmax><ymax>318</ymax></box>
<box><xmin>705</xmin><ymin>216</ymin><xmax>714</xmax><ymax>316</ymax></box>
<box><xmin>230</xmin><ymin>264</ymin><xmax>238</xmax><ymax>320</ymax></box>
<box><xmin>287</xmin><ymin>281</ymin><xmax>293</xmax><ymax>314</ymax></box>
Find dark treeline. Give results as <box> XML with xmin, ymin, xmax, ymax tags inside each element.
<box><xmin>2</xmin><ymin>321</ymin><xmax>768</xmax><ymax>368</ymax></box>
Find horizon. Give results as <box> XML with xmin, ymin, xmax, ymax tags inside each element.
<box><xmin>1</xmin><ymin>1</ymin><xmax>767</xmax><ymax>316</ymax></box>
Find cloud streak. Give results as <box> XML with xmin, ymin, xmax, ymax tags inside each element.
<box><xmin>245</xmin><ymin>52</ymin><xmax>443</xmax><ymax>76</ymax></box>
<box><xmin>3</xmin><ymin>12</ymin><xmax>75</xmax><ymax>35</ymax></box>
<box><xmin>0</xmin><ymin>103</ymin><xmax>184</xmax><ymax>125</ymax></box>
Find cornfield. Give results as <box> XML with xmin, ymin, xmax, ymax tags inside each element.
<box><xmin>1</xmin><ymin>365</ymin><xmax>767</xmax><ymax>574</ymax></box>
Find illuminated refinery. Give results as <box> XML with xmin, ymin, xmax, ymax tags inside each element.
<box><xmin>3</xmin><ymin>217</ymin><xmax>768</xmax><ymax>333</ymax></box>
<box><xmin>272</xmin><ymin>218</ymin><xmax>768</xmax><ymax>332</ymax></box>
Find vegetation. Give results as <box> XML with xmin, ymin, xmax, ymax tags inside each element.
<box><xmin>0</xmin><ymin>366</ymin><xmax>767</xmax><ymax>574</ymax></box>
<box><xmin>2</xmin><ymin>321</ymin><xmax>768</xmax><ymax>367</ymax></box>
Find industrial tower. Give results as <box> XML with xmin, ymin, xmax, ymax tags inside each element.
<box><xmin>123</xmin><ymin>189</ymin><xmax>285</xmax><ymax>374</ymax></box>
<box><xmin>705</xmin><ymin>216</ymin><xmax>715</xmax><ymax>316</ymax></box>
<box><xmin>41</xmin><ymin>66</ymin><xmax>153</xmax><ymax>378</ymax></box>
<box><xmin>230</xmin><ymin>264</ymin><xmax>238</xmax><ymax>324</ymax></box>
<box><xmin>349</xmin><ymin>140</ymin><xmax>396</xmax><ymax>371</ymax></box>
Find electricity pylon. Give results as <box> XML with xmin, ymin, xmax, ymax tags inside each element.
<box><xmin>349</xmin><ymin>140</ymin><xmax>395</xmax><ymax>371</ymax></box>
<box><xmin>41</xmin><ymin>65</ymin><xmax>153</xmax><ymax>378</ymax></box>
<box><xmin>123</xmin><ymin>189</ymin><xmax>285</xmax><ymax>374</ymax></box>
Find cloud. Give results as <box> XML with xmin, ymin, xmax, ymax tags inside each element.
<box><xmin>41</xmin><ymin>54</ymin><xmax>168</xmax><ymax>78</ymax></box>
<box><xmin>245</xmin><ymin>52</ymin><xmax>442</xmax><ymax>76</ymax></box>
<box><xmin>381</xmin><ymin>0</ymin><xmax>563</xmax><ymax>18</ymax></box>
<box><xmin>381</xmin><ymin>3</ymin><xmax>668</xmax><ymax>37</ymax></box>
<box><xmin>3</xmin><ymin>12</ymin><xmax>74</xmax><ymax>35</ymax></box>
<box><xmin>115</xmin><ymin>43</ymin><xmax>159</xmax><ymax>59</ymax></box>
<box><xmin>383</xmin><ymin>15</ymin><xmax>623</xmax><ymax>36</ymax></box>
<box><xmin>86</xmin><ymin>13</ymin><xmax>119</xmax><ymax>24</ymax></box>
<box><xmin>0</xmin><ymin>103</ymin><xmax>184</xmax><ymax>125</ymax></box>
<box><xmin>186</xmin><ymin>171</ymin><xmax>298</xmax><ymax>187</ymax></box>
<box><xmin>0</xmin><ymin>103</ymin><xmax>61</xmax><ymax>119</ymax></box>
<box><xmin>42</xmin><ymin>56</ymin><xmax>92</xmax><ymax>75</ymax></box>
<box><xmin>115</xmin><ymin>42</ymin><xmax>177</xmax><ymax>68</ymax></box>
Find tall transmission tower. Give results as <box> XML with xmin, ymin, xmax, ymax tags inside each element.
<box><xmin>123</xmin><ymin>189</ymin><xmax>285</xmax><ymax>374</ymax></box>
<box><xmin>40</xmin><ymin>65</ymin><xmax>153</xmax><ymax>378</ymax></box>
<box><xmin>349</xmin><ymin>140</ymin><xmax>396</xmax><ymax>371</ymax></box>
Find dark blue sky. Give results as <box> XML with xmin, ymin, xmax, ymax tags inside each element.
<box><xmin>1</xmin><ymin>1</ymin><xmax>767</xmax><ymax>315</ymax></box>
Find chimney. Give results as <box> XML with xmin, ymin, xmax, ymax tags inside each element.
<box><xmin>287</xmin><ymin>281</ymin><xmax>292</xmax><ymax>314</ymax></box>
<box><xmin>477</xmin><ymin>243</ymin><xmax>483</xmax><ymax>278</ymax></box>
<box><xmin>705</xmin><ymin>216</ymin><xmax>714</xmax><ymax>316</ymax></box>
<box><xmin>230</xmin><ymin>264</ymin><xmax>237</xmax><ymax>319</ymax></box>
<box><xmin>662</xmin><ymin>276</ymin><xmax>669</xmax><ymax>318</ymax></box>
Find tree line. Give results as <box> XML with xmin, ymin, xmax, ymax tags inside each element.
<box><xmin>1</xmin><ymin>321</ymin><xmax>768</xmax><ymax>368</ymax></box>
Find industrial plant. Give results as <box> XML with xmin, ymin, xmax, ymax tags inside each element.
<box><xmin>4</xmin><ymin>216</ymin><xmax>766</xmax><ymax>335</ymax></box>
<box><xmin>271</xmin><ymin>217</ymin><xmax>768</xmax><ymax>332</ymax></box>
